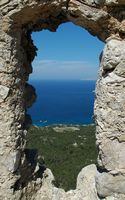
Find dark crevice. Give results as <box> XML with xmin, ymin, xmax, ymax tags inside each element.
<box><xmin>24</xmin><ymin>13</ymin><xmax>68</xmax><ymax>33</ymax></box>
<box><xmin>69</xmin><ymin>13</ymin><xmax>79</xmax><ymax>18</ymax></box>
<box><xmin>66</xmin><ymin>0</ymin><xmax>70</xmax><ymax>11</ymax></box>
<box><xmin>13</xmin><ymin>148</ymin><xmax>46</xmax><ymax>192</ymax></box>
<box><xmin>107</xmin><ymin>5</ymin><xmax>125</xmax><ymax>22</ymax></box>
<box><xmin>119</xmin><ymin>31</ymin><xmax>125</xmax><ymax>39</ymax></box>
<box><xmin>75</xmin><ymin>0</ymin><xmax>103</xmax><ymax>9</ymax></box>
<box><xmin>97</xmin><ymin>165</ymin><xmax>109</xmax><ymax>173</ymax></box>
<box><xmin>102</xmin><ymin>68</ymin><xmax>115</xmax><ymax>78</ymax></box>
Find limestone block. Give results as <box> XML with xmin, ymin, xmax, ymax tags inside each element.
<box><xmin>80</xmin><ymin>0</ymin><xmax>104</xmax><ymax>6</ymax></box>
<box><xmin>0</xmin><ymin>85</ymin><xmax>9</xmax><ymax>102</ymax></box>
<box><xmin>35</xmin><ymin>165</ymin><xmax>99</xmax><ymax>200</ymax></box>
<box><xmin>34</xmin><ymin>168</ymin><xmax>66</xmax><ymax>200</ymax></box>
<box><xmin>5</xmin><ymin>150</ymin><xmax>21</xmax><ymax>173</ymax></box>
<box><xmin>104</xmin><ymin>0</ymin><xmax>125</xmax><ymax>5</ymax></box>
<box><xmin>98</xmin><ymin>139</ymin><xmax>125</xmax><ymax>171</ymax></box>
<box><xmin>118</xmin><ymin>134</ymin><xmax>125</xmax><ymax>142</ymax></box>
<box><xmin>114</xmin><ymin>61</ymin><xmax>125</xmax><ymax>78</ymax></box>
<box><xmin>76</xmin><ymin>164</ymin><xmax>99</xmax><ymax>200</ymax></box>
<box><xmin>0</xmin><ymin>0</ymin><xmax>10</xmax><ymax>6</ymax></box>
<box><xmin>0</xmin><ymin>58</ymin><xmax>4</xmax><ymax>70</ymax></box>
<box><xmin>104</xmin><ymin>194</ymin><xmax>125</xmax><ymax>200</ymax></box>
<box><xmin>94</xmin><ymin>0</ymin><xmax>105</xmax><ymax>4</ymax></box>
<box><xmin>81</xmin><ymin>0</ymin><xmax>95</xmax><ymax>5</ymax></box>
<box><xmin>96</xmin><ymin>171</ymin><xmax>125</xmax><ymax>198</ymax></box>
<box><xmin>102</xmin><ymin>39</ymin><xmax>125</xmax><ymax>71</ymax></box>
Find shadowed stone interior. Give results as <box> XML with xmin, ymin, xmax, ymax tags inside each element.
<box><xmin>1</xmin><ymin>0</ymin><xmax>125</xmax><ymax>199</ymax></box>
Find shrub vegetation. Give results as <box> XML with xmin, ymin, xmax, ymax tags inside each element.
<box><xmin>26</xmin><ymin>125</ymin><xmax>97</xmax><ymax>191</ymax></box>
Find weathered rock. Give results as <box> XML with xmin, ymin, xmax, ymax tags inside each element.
<box><xmin>114</xmin><ymin>61</ymin><xmax>125</xmax><ymax>78</ymax></box>
<box><xmin>1</xmin><ymin>0</ymin><xmax>125</xmax><ymax>199</ymax></box>
<box><xmin>101</xmin><ymin>39</ymin><xmax>125</xmax><ymax>72</ymax></box>
<box><xmin>76</xmin><ymin>164</ymin><xmax>99</xmax><ymax>200</ymax></box>
<box><xmin>104</xmin><ymin>194</ymin><xmax>125</xmax><ymax>200</ymax></box>
<box><xmin>95</xmin><ymin>37</ymin><xmax>125</xmax><ymax>198</ymax></box>
<box><xmin>96</xmin><ymin>171</ymin><xmax>125</xmax><ymax>198</ymax></box>
<box><xmin>0</xmin><ymin>0</ymin><xmax>10</xmax><ymax>6</ymax></box>
<box><xmin>35</xmin><ymin>164</ymin><xmax>99</xmax><ymax>200</ymax></box>
<box><xmin>104</xmin><ymin>0</ymin><xmax>125</xmax><ymax>5</ymax></box>
<box><xmin>0</xmin><ymin>85</ymin><xmax>9</xmax><ymax>102</ymax></box>
<box><xmin>5</xmin><ymin>150</ymin><xmax>21</xmax><ymax>173</ymax></box>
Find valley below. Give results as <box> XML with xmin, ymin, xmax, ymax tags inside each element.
<box><xmin>26</xmin><ymin>124</ymin><xmax>97</xmax><ymax>191</ymax></box>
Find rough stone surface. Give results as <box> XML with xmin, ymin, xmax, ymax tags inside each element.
<box><xmin>34</xmin><ymin>164</ymin><xmax>99</xmax><ymax>200</ymax></box>
<box><xmin>95</xmin><ymin>38</ymin><xmax>125</xmax><ymax>198</ymax></box>
<box><xmin>96</xmin><ymin>171</ymin><xmax>125</xmax><ymax>197</ymax></box>
<box><xmin>104</xmin><ymin>0</ymin><xmax>125</xmax><ymax>5</ymax></box>
<box><xmin>1</xmin><ymin>0</ymin><xmax>125</xmax><ymax>199</ymax></box>
<box><xmin>0</xmin><ymin>85</ymin><xmax>9</xmax><ymax>102</ymax></box>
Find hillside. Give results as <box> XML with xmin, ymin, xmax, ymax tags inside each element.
<box><xmin>26</xmin><ymin>125</ymin><xmax>97</xmax><ymax>191</ymax></box>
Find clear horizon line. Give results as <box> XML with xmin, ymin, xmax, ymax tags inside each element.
<box><xmin>29</xmin><ymin>78</ymin><xmax>97</xmax><ymax>81</ymax></box>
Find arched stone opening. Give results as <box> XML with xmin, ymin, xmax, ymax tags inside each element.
<box><xmin>1</xmin><ymin>1</ymin><xmax>125</xmax><ymax>199</ymax></box>
<box><xmin>26</xmin><ymin>22</ymin><xmax>102</xmax><ymax>192</ymax></box>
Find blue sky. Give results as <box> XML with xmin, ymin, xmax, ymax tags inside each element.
<box><xmin>30</xmin><ymin>22</ymin><xmax>104</xmax><ymax>80</ymax></box>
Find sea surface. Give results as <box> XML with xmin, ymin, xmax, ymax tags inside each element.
<box><xmin>27</xmin><ymin>80</ymin><xmax>96</xmax><ymax>126</ymax></box>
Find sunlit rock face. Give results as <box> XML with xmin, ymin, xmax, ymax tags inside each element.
<box><xmin>95</xmin><ymin>38</ymin><xmax>125</xmax><ymax>199</ymax></box>
<box><xmin>1</xmin><ymin>0</ymin><xmax>125</xmax><ymax>199</ymax></box>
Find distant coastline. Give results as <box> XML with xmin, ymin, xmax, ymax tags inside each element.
<box><xmin>32</xmin><ymin>123</ymin><xmax>95</xmax><ymax>129</ymax></box>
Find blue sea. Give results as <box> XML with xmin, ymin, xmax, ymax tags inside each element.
<box><xmin>27</xmin><ymin>80</ymin><xmax>96</xmax><ymax>126</ymax></box>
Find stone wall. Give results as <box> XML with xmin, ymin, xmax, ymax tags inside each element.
<box><xmin>95</xmin><ymin>38</ymin><xmax>125</xmax><ymax>199</ymax></box>
<box><xmin>1</xmin><ymin>0</ymin><xmax>125</xmax><ymax>199</ymax></box>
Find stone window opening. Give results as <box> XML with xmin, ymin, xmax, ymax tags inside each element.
<box><xmin>25</xmin><ymin>22</ymin><xmax>103</xmax><ymax>192</ymax></box>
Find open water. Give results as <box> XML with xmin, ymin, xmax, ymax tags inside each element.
<box><xmin>27</xmin><ymin>80</ymin><xmax>96</xmax><ymax>126</ymax></box>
